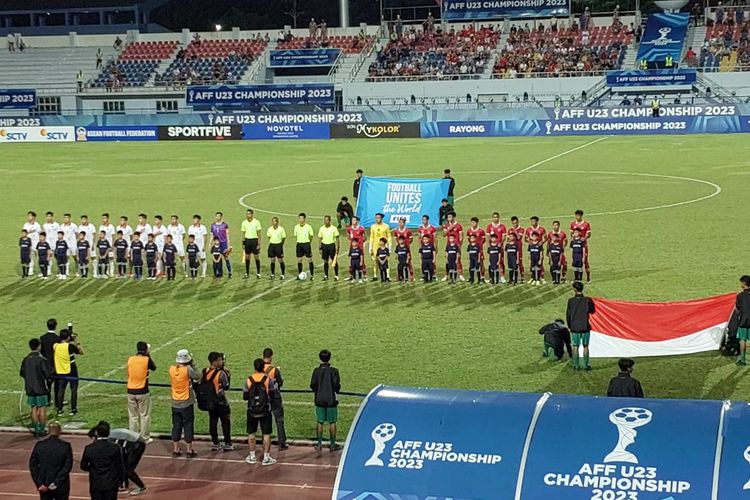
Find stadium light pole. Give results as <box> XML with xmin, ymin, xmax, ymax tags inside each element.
<box><xmin>340</xmin><ymin>0</ymin><xmax>349</xmax><ymax>27</ymax></box>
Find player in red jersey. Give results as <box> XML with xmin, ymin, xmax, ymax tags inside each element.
<box><xmin>393</xmin><ymin>217</ymin><xmax>414</xmax><ymax>280</ymax></box>
<box><xmin>417</xmin><ymin>215</ymin><xmax>437</xmax><ymax>278</ymax></box>
<box><xmin>442</xmin><ymin>212</ymin><xmax>464</xmax><ymax>281</ymax></box>
<box><xmin>569</xmin><ymin>209</ymin><xmax>592</xmax><ymax>282</ymax></box>
<box><xmin>508</xmin><ymin>216</ymin><xmax>525</xmax><ymax>281</ymax></box>
<box><xmin>547</xmin><ymin>220</ymin><xmax>568</xmax><ymax>281</ymax></box>
<box><xmin>486</xmin><ymin>212</ymin><xmax>507</xmax><ymax>282</ymax></box>
<box><xmin>525</xmin><ymin>216</ymin><xmax>547</xmax><ymax>281</ymax></box>
<box><xmin>466</xmin><ymin>217</ymin><xmax>486</xmax><ymax>280</ymax></box>
<box><xmin>345</xmin><ymin>216</ymin><xmax>366</xmax><ymax>280</ymax></box>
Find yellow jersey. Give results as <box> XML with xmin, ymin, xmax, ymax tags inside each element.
<box><xmin>369</xmin><ymin>222</ymin><xmax>391</xmax><ymax>254</ymax></box>
<box><xmin>267</xmin><ymin>226</ymin><xmax>286</xmax><ymax>244</ymax></box>
<box><xmin>318</xmin><ymin>225</ymin><xmax>340</xmax><ymax>245</ymax></box>
<box><xmin>294</xmin><ymin>223</ymin><xmax>314</xmax><ymax>243</ymax></box>
<box><xmin>240</xmin><ymin>218</ymin><xmax>262</xmax><ymax>239</ymax></box>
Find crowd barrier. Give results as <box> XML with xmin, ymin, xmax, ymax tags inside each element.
<box><xmin>335</xmin><ymin>385</ymin><xmax>750</xmax><ymax>500</ymax></box>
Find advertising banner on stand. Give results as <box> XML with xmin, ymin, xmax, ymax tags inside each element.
<box><xmin>0</xmin><ymin>89</ymin><xmax>36</xmax><ymax>109</ymax></box>
<box><xmin>186</xmin><ymin>84</ymin><xmax>334</xmax><ymax>107</ymax></box>
<box><xmin>0</xmin><ymin>126</ymin><xmax>74</xmax><ymax>143</ymax></box>
<box><xmin>157</xmin><ymin>125</ymin><xmax>242</xmax><ymax>140</ymax></box>
<box><xmin>442</xmin><ymin>0</ymin><xmax>569</xmax><ymax>20</ymax></box>
<box><xmin>75</xmin><ymin>126</ymin><xmax>158</xmax><ymax>142</ymax></box>
<box><xmin>241</xmin><ymin>122</ymin><xmax>329</xmax><ymax>140</ymax></box>
<box><xmin>330</xmin><ymin>123</ymin><xmax>420</xmax><ymax>139</ymax></box>
<box><xmin>269</xmin><ymin>48</ymin><xmax>341</xmax><ymax>66</ymax></box>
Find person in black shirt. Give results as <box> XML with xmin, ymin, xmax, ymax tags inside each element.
<box><xmin>467</xmin><ymin>235</ymin><xmax>481</xmax><ymax>284</ymax></box>
<box><xmin>487</xmin><ymin>234</ymin><xmax>502</xmax><ymax>284</ymax></box>
<box><xmin>336</xmin><ymin>196</ymin><xmax>354</xmax><ymax>229</ymax></box>
<box><xmin>77</xmin><ymin>232</ymin><xmax>90</xmax><ymax>278</ymax></box>
<box><xmin>163</xmin><ymin>235</ymin><xmax>178</xmax><ymax>281</ymax></box>
<box><xmin>419</xmin><ymin>235</ymin><xmax>436</xmax><ymax>282</ymax></box>
<box><xmin>37</xmin><ymin>232</ymin><xmax>51</xmax><ymax>279</ymax></box>
<box><xmin>40</xmin><ymin>318</ymin><xmax>59</xmax><ymax>404</ymax></box>
<box><xmin>96</xmin><ymin>231</ymin><xmax>111</xmax><ymax>278</ymax></box>
<box><xmin>352</xmin><ymin>169</ymin><xmax>363</xmax><ymax>202</ymax></box>
<box><xmin>81</xmin><ymin>421</ymin><xmax>125</xmax><ymax>500</ymax></box>
<box><xmin>20</xmin><ymin>338</ymin><xmax>52</xmax><ymax>437</ymax></box>
<box><xmin>570</xmin><ymin>229</ymin><xmax>586</xmax><ymax>284</ymax></box>
<box><xmin>607</xmin><ymin>358</ymin><xmax>644</xmax><ymax>398</ymax></box>
<box><xmin>548</xmin><ymin>236</ymin><xmax>564</xmax><ymax>285</ymax></box>
<box><xmin>145</xmin><ymin>234</ymin><xmax>158</xmax><ymax>280</ymax></box>
<box><xmin>186</xmin><ymin>235</ymin><xmax>200</xmax><ymax>279</ymax></box>
<box><xmin>114</xmin><ymin>230</ymin><xmax>129</xmax><ymax>278</ymax></box>
<box><xmin>310</xmin><ymin>349</ymin><xmax>341</xmax><ymax>452</ymax></box>
<box><xmin>528</xmin><ymin>234</ymin><xmax>543</xmax><ymax>285</ymax></box>
<box><xmin>395</xmin><ymin>236</ymin><xmax>411</xmax><ymax>282</ymax></box>
<box><xmin>348</xmin><ymin>240</ymin><xmax>364</xmax><ymax>282</ymax></box>
<box><xmin>505</xmin><ymin>233</ymin><xmax>519</xmax><ymax>285</ymax></box>
<box><xmin>445</xmin><ymin>235</ymin><xmax>460</xmax><ymax>284</ymax></box>
<box><xmin>443</xmin><ymin>168</ymin><xmax>456</xmax><ymax>206</ymax></box>
<box><xmin>29</xmin><ymin>422</ymin><xmax>73</xmax><ymax>496</ymax></box>
<box><xmin>211</xmin><ymin>237</ymin><xmax>223</xmax><ymax>279</ymax></box>
<box><xmin>438</xmin><ymin>199</ymin><xmax>454</xmax><ymax>226</ymax></box>
<box><xmin>130</xmin><ymin>232</ymin><xmax>144</xmax><ymax>280</ymax></box>
<box><xmin>376</xmin><ymin>238</ymin><xmax>389</xmax><ymax>283</ymax></box>
<box><xmin>54</xmin><ymin>232</ymin><xmax>69</xmax><ymax>280</ymax></box>
<box><xmin>736</xmin><ymin>275</ymin><xmax>750</xmax><ymax>365</ymax></box>
<box><xmin>567</xmin><ymin>282</ymin><xmax>596</xmax><ymax>371</ymax></box>
<box><xmin>539</xmin><ymin>319</ymin><xmax>572</xmax><ymax>361</ymax></box>
<box><xmin>20</xmin><ymin>229</ymin><xmax>32</xmax><ymax>278</ymax></box>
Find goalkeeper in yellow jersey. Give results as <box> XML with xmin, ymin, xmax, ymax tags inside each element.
<box><xmin>368</xmin><ymin>213</ymin><xmax>391</xmax><ymax>281</ymax></box>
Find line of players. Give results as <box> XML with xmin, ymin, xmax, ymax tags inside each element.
<box><xmin>357</xmin><ymin>210</ymin><xmax>593</xmax><ymax>285</ymax></box>
<box><xmin>18</xmin><ymin>211</ymin><xmax>235</xmax><ymax>280</ymax></box>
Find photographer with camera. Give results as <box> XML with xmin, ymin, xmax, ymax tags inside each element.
<box><xmin>126</xmin><ymin>342</ymin><xmax>156</xmax><ymax>442</ymax></box>
<box><xmin>53</xmin><ymin>326</ymin><xmax>83</xmax><ymax>417</ymax></box>
<box><xmin>197</xmin><ymin>352</ymin><xmax>234</xmax><ymax>451</ymax></box>
<box><xmin>169</xmin><ymin>349</ymin><xmax>200</xmax><ymax>458</ymax></box>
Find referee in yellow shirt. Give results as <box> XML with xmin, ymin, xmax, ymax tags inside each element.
<box><xmin>240</xmin><ymin>209</ymin><xmax>262</xmax><ymax>279</ymax></box>
<box><xmin>318</xmin><ymin>215</ymin><xmax>340</xmax><ymax>281</ymax></box>
<box><xmin>266</xmin><ymin>216</ymin><xmax>286</xmax><ymax>279</ymax></box>
<box><xmin>293</xmin><ymin>212</ymin><xmax>315</xmax><ymax>280</ymax></box>
<box><xmin>368</xmin><ymin>213</ymin><xmax>391</xmax><ymax>281</ymax></box>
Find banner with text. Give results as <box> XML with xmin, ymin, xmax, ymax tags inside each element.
<box><xmin>186</xmin><ymin>83</ymin><xmax>334</xmax><ymax>107</ymax></box>
<box><xmin>0</xmin><ymin>89</ymin><xmax>36</xmax><ymax>109</ymax></box>
<box><xmin>442</xmin><ymin>0</ymin><xmax>569</xmax><ymax>20</ymax></box>
<box><xmin>330</xmin><ymin>122</ymin><xmax>421</xmax><ymax>139</ymax></box>
<box><xmin>157</xmin><ymin>125</ymin><xmax>242</xmax><ymax>140</ymax></box>
<box><xmin>269</xmin><ymin>48</ymin><xmax>341</xmax><ymax>67</ymax></box>
<box><xmin>607</xmin><ymin>69</ymin><xmax>697</xmax><ymax>86</ymax></box>
<box><xmin>636</xmin><ymin>12</ymin><xmax>690</xmax><ymax>63</ymax></box>
<box><xmin>355</xmin><ymin>177</ymin><xmax>450</xmax><ymax>228</ymax></box>
<box><xmin>0</xmin><ymin>126</ymin><xmax>74</xmax><ymax>143</ymax></box>
<box><xmin>203</xmin><ymin>112</ymin><xmax>365</xmax><ymax>126</ymax></box>
<box><xmin>241</xmin><ymin>122</ymin><xmax>329</xmax><ymax>140</ymax></box>
<box><xmin>75</xmin><ymin>126</ymin><xmax>158</xmax><ymax>142</ymax></box>
<box><xmin>717</xmin><ymin>402</ymin><xmax>750</xmax><ymax>499</ymax></box>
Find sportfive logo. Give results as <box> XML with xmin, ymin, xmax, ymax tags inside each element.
<box><xmin>158</xmin><ymin>125</ymin><xmax>242</xmax><ymax>140</ymax></box>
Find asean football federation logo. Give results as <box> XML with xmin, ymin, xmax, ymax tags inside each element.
<box><xmin>603</xmin><ymin>408</ymin><xmax>652</xmax><ymax>464</ymax></box>
<box><xmin>365</xmin><ymin>423</ymin><xmax>397</xmax><ymax>467</ymax></box>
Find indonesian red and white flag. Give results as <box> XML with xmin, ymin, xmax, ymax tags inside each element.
<box><xmin>589</xmin><ymin>293</ymin><xmax>735</xmax><ymax>358</ymax></box>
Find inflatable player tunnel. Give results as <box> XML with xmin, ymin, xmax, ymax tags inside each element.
<box><xmin>333</xmin><ymin>386</ymin><xmax>750</xmax><ymax>500</ymax></box>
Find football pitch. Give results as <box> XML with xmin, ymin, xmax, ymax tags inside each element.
<box><xmin>1</xmin><ymin>134</ymin><xmax>748</xmax><ymax>441</ymax></box>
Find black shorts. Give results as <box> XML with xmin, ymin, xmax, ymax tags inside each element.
<box><xmin>296</xmin><ymin>242</ymin><xmax>312</xmax><ymax>258</ymax></box>
<box><xmin>321</xmin><ymin>243</ymin><xmax>336</xmax><ymax>261</ymax></box>
<box><xmin>247</xmin><ymin>411</ymin><xmax>273</xmax><ymax>435</ymax></box>
<box><xmin>243</xmin><ymin>238</ymin><xmax>259</xmax><ymax>255</ymax></box>
<box><xmin>268</xmin><ymin>243</ymin><xmax>284</xmax><ymax>259</ymax></box>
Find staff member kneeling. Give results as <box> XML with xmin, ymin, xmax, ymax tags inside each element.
<box><xmin>108</xmin><ymin>428</ymin><xmax>148</xmax><ymax>496</ymax></box>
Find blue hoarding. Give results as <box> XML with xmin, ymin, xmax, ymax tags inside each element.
<box><xmin>202</xmin><ymin>112</ymin><xmax>365</xmax><ymax>126</ymax></box>
<box><xmin>636</xmin><ymin>12</ymin><xmax>690</xmax><ymax>63</ymax></box>
<box><xmin>269</xmin><ymin>48</ymin><xmax>341</xmax><ymax>67</ymax></box>
<box><xmin>186</xmin><ymin>83</ymin><xmax>334</xmax><ymax>107</ymax></box>
<box><xmin>717</xmin><ymin>402</ymin><xmax>750</xmax><ymax>498</ymax></box>
<box><xmin>443</xmin><ymin>0</ymin><xmax>569</xmax><ymax>20</ymax></box>
<box><xmin>607</xmin><ymin>69</ymin><xmax>697</xmax><ymax>86</ymax></box>
<box><xmin>241</xmin><ymin>122</ymin><xmax>329</xmax><ymax>140</ymax></box>
<box><xmin>335</xmin><ymin>386</ymin><xmax>540</xmax><ymax>500</ymax></box>
<box><xmin>0</xmin><ymin>88</ymin><xmax>36</xmax><ymax>109</ymax></box>
<box><xmin>355</xmin><ymin>177</ymin><xmax>450</xmax><ymax>228</ymax></box>
<box><xmin>75</xmin><ymin>126</ymin><xmax>157</xmax><ymax>142</ymax></box>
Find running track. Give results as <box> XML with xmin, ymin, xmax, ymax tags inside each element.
<box><xmin>0</xmin><ymin>431</ymin><xmax>338</xmax><ymax>499</ymax></box>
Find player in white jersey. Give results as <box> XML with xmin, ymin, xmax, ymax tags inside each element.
<box><xmin>60</xmin><ymin>214</ymin><xmax>79</xmax><ymax>276</ymax></box>
<box><xmin>117</xmin><ymin>215</ymin><xmax>134</xmax><ymax>242</ymax></box>
<box><xmin>135</xmin><ymin>213</ymin><xmax>152</xmax><ymax>245</ymax></box>
<box><xmin>43</xmin><ymin>211</ymin><xmax>61</xmax><ymax>246</ymax></box>
<box><xmin>99</xmin><ymin>212</ymin><xmax>116</xmax><ymax>275</ymax></box>
<box><xmin>151</xmin><ymin>215</ymin><xmax>168</xmax><ymax>275</ymax></box>
<box><xmin>168</xmin><ymin>215</ymin><xmax>187</xmax><ymax>276</ymax></box>
<box><xmin>188</xmin><ymin>214</ymin><xmax>209</xmax><ymax>277</ymax></box>
<box><xmin>22</xmin><ymin>211</ymin><xmax>42</xmax><ymax>274</ymax></box>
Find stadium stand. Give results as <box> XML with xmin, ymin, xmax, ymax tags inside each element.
<box><xmin>493</xmin><ymin>23</ymin><xmax>632</xmax><ymax>78</ymax></box>
<box><xmin>367</xmin><ymin>25</ymin><xmax>500</xmax><ymax>80</ymax></box>
<box><xmin>276</xmin><ymin>33</ymin><xmax>374</xmax><ymax>54</ymax></box>
<box><xmin>92</xmin><ymin>40</ymin><xmax>178</xmax><ymax>89</ymax></box>
<box><xmin>155</xmin><ymin>38</ymin><xmax>267</xmax><ymax>87</ymax></box>
<box><xmin>699</xmin><ymin>21</ymin><xmax>749</xmax><ymax>71</ymax></box>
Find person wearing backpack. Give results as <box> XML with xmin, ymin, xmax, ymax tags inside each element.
<box><xmin>199</xmin><ymin>352</ymin><xmax>234</xmax><ymax>452</ymax></box>
<box><xmin>262</xmin><ymin>347</ymin><xmax>287</xmax><ymax>451</ymax></box>
<box><xmin>310</xmin><ymin>349</ymin><xmax>341</xmax><ymax>452</ymax></box>
<box><xmin>243</xmin><ymin>358</ymin><xmax>276</xmax><ymax>466</ymax></box>
<box><xmin>169</xmin><ymin>349</ymin><xmax>201</xmax><ymax>458</ymax></box>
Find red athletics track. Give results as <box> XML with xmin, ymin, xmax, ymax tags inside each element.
<box><xmin>0</xmin><ymin>431</ymin><xmax>338</xmax><ymax>499</ymax></box>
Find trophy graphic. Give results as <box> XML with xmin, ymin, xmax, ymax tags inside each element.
<box><xmin>743</xmin><ymin>445</ymin><xmax>750</xmax><ymax>490</ymax></box>
<box><xmin>554</xmin><ymin>108</ymin><xmax>560</xmax><ymax>120</ymax></box>
<box><xmin>365</xmin><ymin>423</ymin><xmax>397</xmax><ymax>467</ymax></box>
<box><xmin>545</xmin><ymin>121</ymin><xmax>552</xmax><ymax>135</ymax></box>
<box><xmin>603</xmin><ymin>408</ymin><xmax>652</xmax><ymax>464</ymax></box>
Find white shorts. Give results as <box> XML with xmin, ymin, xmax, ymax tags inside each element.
<box><xmin>174</xmin><ymin>243</ymin><xmax>185</xmax><ymax>257</ymax></box>
<box><xmin>197</xmin><ymin>250</ymin><xmax>206</xmax><ymax>260</ymax></box>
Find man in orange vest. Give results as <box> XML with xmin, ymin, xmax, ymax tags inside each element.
<box><xmin>169</xmin><ymin>349</ymin><xmax>200</xmax><ymax>458</ymax></box>
<box><xmin>126</xmin><ymin>342</ymin><xmax>156</xmax><ymax>442</ymax></box>
<box><xmin>203</xmin><ymin>352</ymin><xmax>234</xmax><ymax>451</ymax></box>
<box><xmin>243</xmin><ymin>358</ymin><xmax>276</xmax><ymax>466</ymax></box>
<box><xmin>262</xmin><ymin>347</ymin><xmax>287</xmax><ymax>450</ymax></box>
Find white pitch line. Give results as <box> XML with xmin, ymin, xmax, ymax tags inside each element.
<box><xmin>454</xmin><ymin>136</ymin><xmax>609</xmax><ymax>202</ymax></box>
<box><xmin>82</xmin><ymin>282</ymin><xmax>287</xmax><ymax>390</ymax></box>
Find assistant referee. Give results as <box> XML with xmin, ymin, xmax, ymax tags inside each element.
<box><xmin>241</xmin><ymin>209</ymin><xmax>262</xmax><ymax>279</ymax></box>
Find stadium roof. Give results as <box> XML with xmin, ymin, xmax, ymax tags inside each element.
<box><xmin>1</xmin><ymin>0</ymin><xmax>144</xmax><ymax>11</ymax></box>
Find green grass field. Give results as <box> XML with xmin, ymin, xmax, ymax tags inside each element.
<box><xmin>1</xmin><ymin>135</ymin><xmax>748</xmax><ymax>441</ymax></box>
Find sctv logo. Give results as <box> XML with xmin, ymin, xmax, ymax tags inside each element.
<box><xmin>41</xmin><ymin>129</ymin><xmax>69</xmax><ymax>140</ymax></box>
<box><xmin>0</xmin><ymin>129</ymin><xmax>28</xmax><ymax>141</ymax></box>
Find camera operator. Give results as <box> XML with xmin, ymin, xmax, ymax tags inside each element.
<box><xmin>203</xmin><ymin>352</ymin><xmax>234</xmax><ymax>451</ymax></box>
<box><xmin>53</xmin><ymin>326</ymin><xmax>83</xmax><ymax>417</ymax></box>
<box><xmin>169</xmin><ymin>349</ymin><xmax>200</xmax><ymax>458</ymax></box>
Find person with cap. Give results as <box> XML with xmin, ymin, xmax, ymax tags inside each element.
<box><xmin>29</xmin><ymin>421</ymin><xmax>73</xmax><ymax>500</ymax></box>
<box><xmin>80</xmin><ymin>420</ymin><xmax>125</xmax><ymax>500</ymax></box>
<box><xmin>566</xmin><ymin>282</ymin><xmax>595</xmax><ymax>371</ymax></box>
<box><xmin>607</xmin><ymin>358</ymin><xmax>644</xmax><ymax>398</ymax></box>
<box><xmin>169</xmin><ymin>349</ymin><xmax>200</xmax><ymax>457</ymax></box>
<box><xmin>538</xmin><ymin>319</ymin><xmax>572</xmax><ymax>361</ymax></box>
<box><xmin>126</xmin><ymin>342</ymin><xmax>156</xmax><ymax>442</ymax></box>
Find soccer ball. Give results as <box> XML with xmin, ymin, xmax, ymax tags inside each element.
<box><xmin>298</xmin><ymin>271</ymin><xmax>308</xmax><ymax>280</ymax></box>
<box><xmin>611</xmin><ymin>407</ymin><xmax>652</xmax><ymax>428</ymax></box>
<box><xmin>371</xmin><ymin>423</ymin><xmax>397</xmax><ymax>442</ymax></box>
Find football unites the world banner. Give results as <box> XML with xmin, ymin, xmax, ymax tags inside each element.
<box><xmin>354</xmin><ymin>177</ymin><xmax>451</xmax><ymax>228</ymax></box>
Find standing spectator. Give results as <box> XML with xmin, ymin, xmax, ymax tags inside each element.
<box><xmin>40</xmin><ymin>319</ymin><xmax>58</xmax><ymax>404</ymax></box>
<box><xmin>20</xmin><ymin>339</ymin><xmax>51</xmax><ymax>437</ymax></box>
<box><xmin>29</xmin><ymin>422</ymin><xmax>72</xmax><ymax>500</ymax></box>
<box><xmin>203</xmin><ymin>352</ymin><xmax>234</xmax><ymax>451</ymax></box>
<box><xmin>309</xmin><ymin>18</ymin><xmax>318</xmax><ymax>38</ymax></box>
<box><xmin>395</xmin><ymin>15</ymin><xmax>403</xmax><ymax>36</ymax></box>
<box><xmin>113</xmin><ymin>36</ymin><xmax>123</xmax><ymax>51</ymax></box>
<box><xmin>7</xmin><ymin>32</ymin><xmax>15</xmax><ymax>52</ymax></box>
<box><xmin>169</xmin><ymin>349</ymin><xmax>200</xmax><ymax>457</ymax></box>
<box><xmin>243</xmin><ymin>358</ymin><xmax>276</xmax><ymax>466</ymax></box>
<box><xmin>310</xmin><ymin>349</ymin><xmax>341</xmax><ymax>452</ymax></box>
<box><xmin>443</xmin><ymin>169</ymin><xmax>456</xmax><ymax>206</ymax></box>
<box><xmin>538</xmin><ymin>319</ymin><xmax>572</xmax><ymax>361</ymax></box>
<box><xmin>262</xmin><ymin>348</ymin><xmax>288</xmax><ymax>450</ymax></box>
<box><xmin>95</xmin><ymin>48</ymin><xmax>103</xmax><ymax>69</ymax></box>
<box><xmin>76</xmin><ymin>70</ymin><xmax>84</xmax><ymax>93</ymax></box>
<box><xmin>320</xmin><ymin>19</ymin><xmax>328</xmax><ymax>39</ymax></box>
<box><xmin>126</xmin><ymin>342</ymin><xmax>156</xmax><ymax>442</ymax></box>
<box><xmin>53</xmin><ymin>329</ymin><xmax>83</xmax><ymax>417</ymax></box>
<box><xmin>607</xmin><ymin>358</ymin><xmax>644</xmax><ymax>398</ymax></box>
<box><xmin>735</xmin><ymin>275</ymin><xmax>750</xmax><ymax>366</ymax></box>
<box><xmin>17</xmin><ymin>34</ymin><xmax>25</xmax><ymax>52</ymax></box>
<box><xmin>81</xmin><ymin>421</ymin><xmax>125</xmax><ymax>500</ymax></box>
<box><xmin>353</xmin><ymin>169</ymin><xmax>363</xmax><ymax>202</ymax></box>
<box><xmin>107</xmin><ymin>428</ymin><xmax>148</xmax><ymax>496</ymax></box>
<box><xmin>566</xmin><ymin>282</ymin><xmax>596</xmax><ymax>371</ymax></box>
